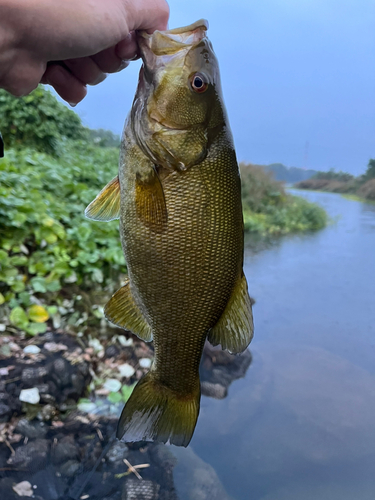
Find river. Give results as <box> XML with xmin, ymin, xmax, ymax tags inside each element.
<box><xmin>175</xmin><ymin>190</ymin><xmax>375</xmax><ymax>500</ymax></box>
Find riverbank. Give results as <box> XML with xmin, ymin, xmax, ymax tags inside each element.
<box><xmin>294</xmin><ymin>169</ymin><xmax>375</xmax><ymax>202</ymax></box>
<box><xmin>240</xmin><ymin>163</ymin><xmax>327</xmax><ymax>235</ymax></box>
<box><xmin>0</xmin><ymin>329</ymin><xmax>251</xmax><ymax>500</ymax></box>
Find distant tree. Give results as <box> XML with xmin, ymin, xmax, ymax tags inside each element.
<box><xmin>87</xmin><ymin>128</ymin><xmax>120</xmax><ymax>148</ymax></box>
<box><xmin>365</xmin><ymin>159</ymin><xmax>375</xmax><ymax>179</ymax></box>
<box><xmin>313</xmin><ymin>169</ymin><xmax>353</xmax><ymax>182</ymax></box>
<box><xmin>0</xmin><ymin>86</ymin><xmax>87</xmax><ymax>155</ymax></box>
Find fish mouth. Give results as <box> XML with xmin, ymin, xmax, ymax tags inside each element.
<box><xmin>137</xmin><ymin>19</ymin><xmax>209</xmax><ymax>71</ymax></box>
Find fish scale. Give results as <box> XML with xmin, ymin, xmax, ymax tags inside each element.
<box><xmin>86</xmin><ymin>19</ymin><xmax>254</xmax><ymax>446</ymax></box>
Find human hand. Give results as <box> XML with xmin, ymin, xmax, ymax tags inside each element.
<box><xmin>0</xmin><ymin>0</ymin><xmax>169</xmax><ymax>104</ymax></box>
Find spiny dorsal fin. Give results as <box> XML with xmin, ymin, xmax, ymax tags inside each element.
<box><xmin>208</xmin><ymin>274</ymin><xmax>254</xmax><ymax>354</ymax></box>
<box><xmin>104</xmin><ymin>281</ymin><xmax>153</xmax><ymax>342</ymax></box>
<box><xmin>135</xmin><ymin>168</ymin><xmax>167</xmax><ymax>232</ymax></box>
<box><xmin>85</xmin><ymin>176</ymin><xmax>120</xmax><ymax>221</ymax></box>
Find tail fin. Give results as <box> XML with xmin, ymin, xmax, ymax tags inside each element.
<box><xmin>116</xmin><ymin>372</ymin><xmax>200</xmax><ymax>447</ymax></box>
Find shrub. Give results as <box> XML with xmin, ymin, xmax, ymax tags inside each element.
<box><xmin>240</xmin><ymin>163</ymin><xmax>327</xmax><ymax>235</ymax></box>
<box><xmin>0</xmin><ymin>87</ymin><xmax>88</xmax><ymax>155</ymax></box>
<box><xmin>0</xmin><ymin>143</ymin><xmax>126</xmax><ymax>336</ymax></box>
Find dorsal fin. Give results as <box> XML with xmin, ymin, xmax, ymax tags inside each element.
<box><xmin>85</xmin><ymin>176</ymin><xmax>120</xmax><ymax>221</ymax></box>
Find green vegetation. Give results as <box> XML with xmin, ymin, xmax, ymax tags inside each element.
<box><xmin>0</xmin><ymin>87</ymin><xmax>327</xmax><ymax>337</ymax></box>
<box><xmin>295</xmin><ymin>164</ymin><xmax>375</xmax><ymax>201</ymax></box>
<box><xmin>240</xmin><ymin>163</ymin><xmax>327</xmax><ymax>235</ymax></box>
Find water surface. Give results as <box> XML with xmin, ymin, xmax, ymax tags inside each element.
<box><xmin>179</xmin><ymin>191</ymin><xmax>375</xmax><ymax>500</ymax></box>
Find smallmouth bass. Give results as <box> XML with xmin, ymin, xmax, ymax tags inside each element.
<box><xmin>86</xmin><ymin>19</ymin><xmax>254</xmax><ymax>447</ymax></box>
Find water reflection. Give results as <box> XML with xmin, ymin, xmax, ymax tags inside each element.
<box><xmin>190</xmin><ymin>191</ymin><xmax>375</xmax><ymax>500</ymax></box>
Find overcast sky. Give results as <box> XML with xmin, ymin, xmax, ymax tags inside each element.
<box><xmin>67</xmin><ymin>0</ymin><xmax>375</xmax><ymax>175</ymax></box>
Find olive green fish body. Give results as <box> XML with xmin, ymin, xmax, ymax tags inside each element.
<box><xmin>120</xmin><ymin>126</ymin><xmax>243</xmax><ymax>396</ymax></box>
<box><xmin>85</xmin><ymin>20</ymin><xmax>254</xmax><ymax>446</ymax></box>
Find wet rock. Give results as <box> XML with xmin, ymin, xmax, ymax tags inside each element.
<box><xmin>8</xmin><ymin>438</ymin><xmax>49</xmax><ymax>469</ymax></box>
<box><xmin>52</xmin><ymin>359</ymin><xmax>71</xmax><ymax>387</ymax></box>
<box><xmin>30</xmin><ymin>466</ymin><xmax>66</xmax><ymax>500</ymax></box>
<box><xmin>199</xmin><ymin>342</ymin><xmax>252</xmax><ymax>399</ymax></box>
<box><xmin>105</xmin><ymin>344</ymin><xmax>120</xmax><ymax>358</ymax></box>
<box><xmin>0</xmin><ymin>402</ymin><xmax>11</xmax><ymax>421</ymax></box>
<box><xmin>0</xmin><ymin>477</ymin><xmax>17</xmax><ymax>499</ymax></box>
<box><xmin>106</xmin><ymin>441</ymin><xmax>129</xmax><ymax>464</ymax></box>
<box><xmin>12</xmin><ymin>480</ymin><xmax>34</xmax><ymax>497</ymax></box>
<box><xmin>59</xmin><ymin>459</ymin><xmax>81</xmax><ymax>477</ymax></box>
<box><xmin>52</xmin><ymin>436</ymin><xmax>80</xmax><ymax>464</ymax></box>
<box><xmin>15</xmin><ymin>418</ymin><xmax>48</xmax><ymax>439</ymax></box>
<box><xmin>22</xmin><ymin>367</ymin><xmax>49</xmax><ymax>386</ymax></box>
<box><xmin>171</xmin><ymin>446</ymin><xmax>234</xmax><ymax>500</ymax></box>
<box><xmin>149</xmin><ymin>443</ymin><xmax>177</xmax><ymax>472</ymax></box>
<box><xmin>122</xmin><ymin>478</ymin><xmax>160</xmax><ymax>500</ymax></box>
<box><xmin>19</xmin><ymin>387</ymin><xmax>40</xmax><ymax>404</ymax></box>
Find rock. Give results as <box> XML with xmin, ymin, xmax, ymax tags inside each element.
<box><xmin>52</xmin><ymin>436</ymin><xmax>80</xmax><ymax>464</ymax></box>
<box><xmin>149</xmin><ymin>443</ymin><xmax>177</xmax><ymax>472</ymax></box>
<box><xmin>59</xmin><ymin>459</ymin><xmax>81</xmax><ymax>477</ymax></box>
<box><xmin>40</xmin><ymin>404</ymin><xmax>56</xmax><ymax>421</ymax></box>
<box><xmin>19</xmin><ymin>387</ymin><xmax>40</xmax><ymax>404</ymax></box>
<box><xmin>43</xmin><ymin>342</ymin><xmax>68</xmax><ymax>352</ymax></box>
<box><xmin>8</xmin><ymin>438</ymin><xmax>49</xmax><ymax>469</ymax></box>
<box><xmin>52</xmin><ymin>358</ymin><xmax>71</xmax><ymax>387</ymax></box>
<box><xmin>200</xmin><ymin>381</ymin><xmax>227</xmax><ymax>399</ymax></box>
<box><xmin>105</xmin><ymin>344</ymin><xmax>120</xmax><ymax>358</ymax></box>
<box><xmin>106</xmin><ymin>441</ymin><xmax>129</xmax><ymax>464</ymax></box>
<box><xmin>0</xmin><ymin>478</ymin><xmax>16</xmax><ymax>499</ymax></box>
<box><xmin>171</xmin><ymin>446</ymin><xmax>234</xmax><ymax>500</ymax></box>
<box><xmin>139</xmin><ymin>358</ymin><xmax>152</xmax><ymax>369</ymax></box>
<box><xmin>22</xmin><ymin>367</ymin><xmax>48</xmax><ymax>386</ymax></box>
<box><xmin>118</xmin><ymin>363</ymin><xmax>135</xmax><ymax>378</ymax></box>
<box><xmin>104</xmin><ymin>379</ymin><xmax>122</xmax><ymax>392</ymax></box>
<box><xmin>12</xmin><ymin>480</ymin><xmax>34</xmax><ymax>497</ymax></box>
<box><xmin>23</xmin><ymin>345</ymin><xmax>41</xmax><ymax>354</ymax></box>
<box><xmin>0</xmin><ymin>402</ymin><xmax>11</xmax><ymax>421</ymax></box>
<box><xmin>122</xmin><ymin>478</ymin><xmax>160</xmax><ymax>500</ymax></box>
<box><xmin>15</xmin><ymin>419</ymin><xmax>47</xmax><ymax>439</ymax></box>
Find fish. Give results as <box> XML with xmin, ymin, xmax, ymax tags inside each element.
<box><xmin>85</xmin><ymin>19</ymin><xmax>254</xmax><ymax>447</ymax></box>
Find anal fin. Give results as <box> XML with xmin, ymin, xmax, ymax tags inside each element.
<box><xmin>208</xmin><ymin>274</ymin><xmax>254</xmax><ymax>354</ymax></box>
<box><xmin>85</xmin><ymin>176</ymin><xmax>120</xmax><ymax>221</ymax></box>
<box><xmin>104</xmin><ymin>281</ymin><xmax>152</xmax><ymax>342</ymax></box>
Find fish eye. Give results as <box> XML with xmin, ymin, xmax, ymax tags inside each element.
<box><xmin>190</xmin><ymin>73</ymin><xmax>209</xmax><ymax>93</ymax></box>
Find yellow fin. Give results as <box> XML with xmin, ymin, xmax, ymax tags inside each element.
<box><xmin>85</xmin><ymin>176</ymin><xmax>120</xmax><ymax>221</ymax></box>
<box><xmin>104</xmin><ymin>281</ymin><xmax>152</xmax><ymax>342</ymax></box>
<box><xmin>135</xmin><ymin>168</ymin><xmax>167</xmax><ymax>232</ymax></box>
<box><xmin>117</xmin><ymin>371</ymin><xmax>200</xmax><ymax>447</ymax></box>
<box><xmin>208</xmin><ymin>274</ymin><xmax>254</xmax><ymax>354</ymax></box>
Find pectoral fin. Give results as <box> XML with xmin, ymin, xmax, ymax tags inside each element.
<box><xmin>104</xmin><ymin>281</ymin><xmax>153</xmax><ymax>342</ymax></box>
<box><xmin>208</xmin><ymin>274</ymin><xmax>254</xmax><ymax>354</ymax></box>
<box><xmin>85</xmin><ymin>176</ymin><xmax>120</xmax><ymax>221</ymax></box>
<box><xmin>135</xmin><ymin>167</ymin><xmax>167</xmax><ymax>232</ymax></box>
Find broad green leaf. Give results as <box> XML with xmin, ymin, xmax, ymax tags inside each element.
<box><xmin>28</xmin><ymin>305</ymin><xmax>49</xmax><ymax>323</ymax></box>
<box><xmin>26</xmin><ymin>322</ymin><xmax>47</xmax><ymax>336</ymax></box>
<box><xmin>108</xmin><ymin>392</ymin><xmax>123</xmax><ymax>404</ymax></box>
<box><xmin>9</xmin><ymin>306</ymin><xmax>29</xmax><ymax>329</ymax></box>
